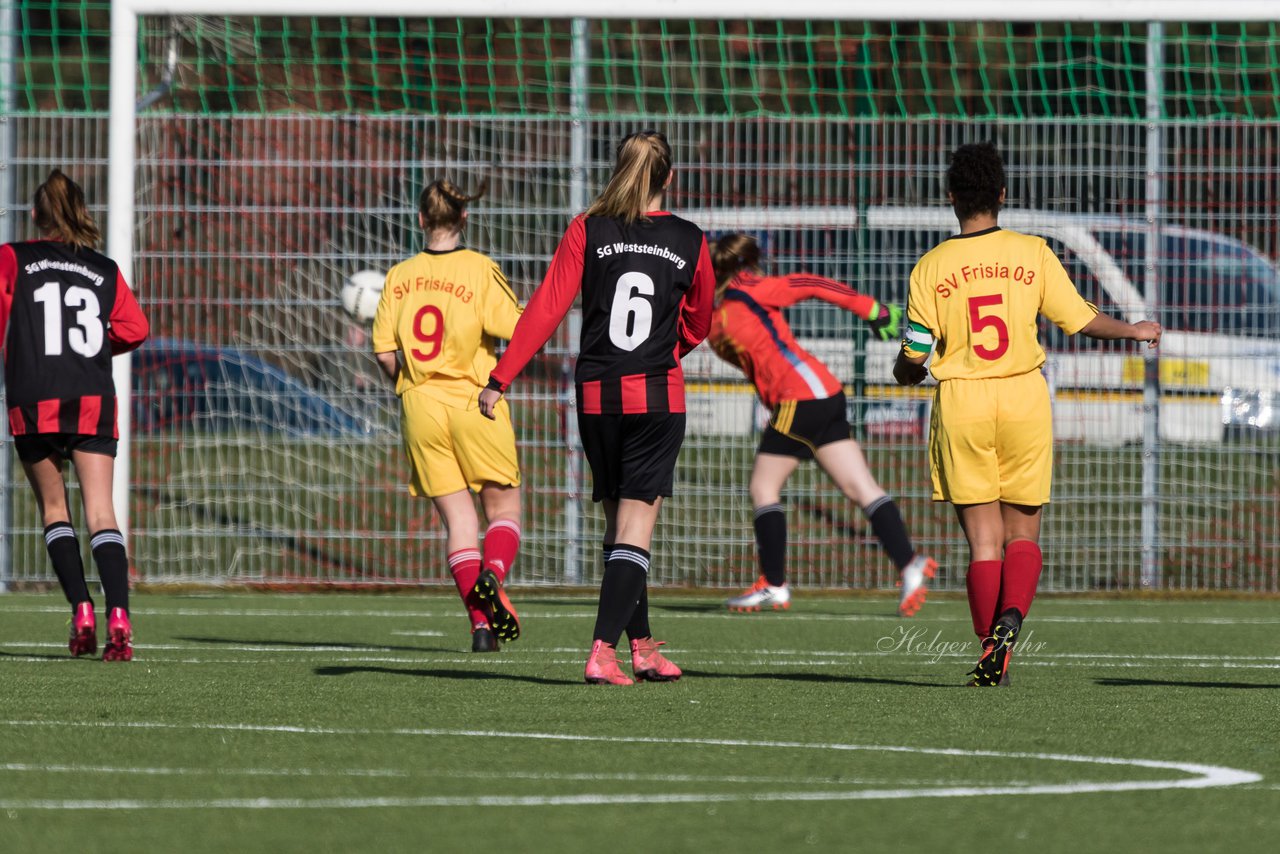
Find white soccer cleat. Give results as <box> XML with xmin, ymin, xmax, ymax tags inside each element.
<box><xmin>897</xmin><ymin>555</ymin><xmax>938</xmax><ymax>618</ymax></box>
<box><xmin>726</xmin><ymin>576</ymin><xmax>791</xmax><ymax>612</ymax></box>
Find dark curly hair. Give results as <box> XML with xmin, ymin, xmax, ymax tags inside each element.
<box><xmin>946</xmin><ymin>142</ymin><xmax>1006</xmax><ymax>222</ymax></box>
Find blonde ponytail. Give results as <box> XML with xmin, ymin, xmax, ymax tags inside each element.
<box><xmin>585</xmin><ymin>130</ymin><xmax>672</xmax><ymax>223</ymax></box>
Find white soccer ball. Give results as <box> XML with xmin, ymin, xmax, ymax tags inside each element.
<box><xmin>341</xmin><ymin>270</ymin><xmax>386</xmax><ymax>321</ymax></box>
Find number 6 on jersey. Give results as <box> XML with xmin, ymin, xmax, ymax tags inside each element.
<box><xmin>608</xmin><ymin>271</ymin><xmax>655</xmax><ymax>351</ymax></box>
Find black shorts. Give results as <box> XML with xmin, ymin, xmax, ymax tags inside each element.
<box><xmin>757</xmin><ymin>393</ymin><xmax>852</xmax><ymax>461</ymax></box>
<box><xmin>578</xmin><ymin>412</ymin><xmax>686</xmax><ymax>503</ymax></box>
<box><xmin>14</xmin><ymin>433</ymin><xmax>117</xmax><ymax>464</ymax></box>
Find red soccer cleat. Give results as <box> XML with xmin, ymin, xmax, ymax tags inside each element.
<box><xmin>68</xmin><ymin>601</ymin><xmax>97</xmax><ymax>658</ymax></box>
<box><xmin>629</xmin><ymin>637</ymin><xmax>682</xmax><ymax>682</ymax></box>
<box><xmin>966</xmin><ymin>616</ymin><xmax>1019</xmax><ymax>687</ymax></box>
<box><xmin>584</xmin><ymin>640</ymin><xmax>633</xmax><ymax>686</ymax></box>
<box><xmin>473</xmin><ymin>569</ymin><xmax>520</xmax><ymax>642</ymax></box>
<box><xmin>102</xmin><ymin>607</ymin><xmax>133</xmax><ymax>662</ymax></box>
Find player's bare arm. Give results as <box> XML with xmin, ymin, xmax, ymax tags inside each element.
<box><xmin>478</xmin><ymin>386</ymin><xmax>502</xmax><ymax>420</ymax></box>
<box><xmin>1079</xmin><ymin>313</ymin><xmax>1163</xmax><ymax>348</ymax></box>
<box><xmin>375</xmin><ymin>350</ymin><xmax>400</xmax><ymax>384</ymax></box>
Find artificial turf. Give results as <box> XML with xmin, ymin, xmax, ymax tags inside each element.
<box><xmin>0</xmin><ymin>591</ymin><xmax>1277</xmax><ymax>853</ymax></box>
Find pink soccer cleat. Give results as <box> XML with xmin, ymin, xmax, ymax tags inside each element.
<box><xmin>68</xmin><ymin>601</ymin><xmax>97</xmax><ymax>658</ymax></box>
<box><xmin>629</xmin><ymin>637</ymin><xmax>682</xmax><ymax>682</ymax></box>
<box><xmin>584</xmin><ymin>640</ymin><xmax>633</xmax><ymax>686</ymax></box>
<box><xmin>102</xmin><ymin>607</ymin><xmax>133</xmax><ymax>662</ymax></box>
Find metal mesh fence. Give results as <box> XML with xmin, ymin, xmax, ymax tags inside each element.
<box><xmin>1</xmin><ymin>7</ymin><xmax>1279</xmax><ymax>591</ymax></box>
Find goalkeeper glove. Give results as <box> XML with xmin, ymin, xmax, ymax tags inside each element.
<box><xmin>866</xmin><ymin>301</ymin><xmax>903</xmax><ymax>342</ymax></box>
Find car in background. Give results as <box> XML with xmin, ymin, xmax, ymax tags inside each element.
<box><xmin>681</xmin><ymin>207</ymin><xmax>1280</xmax><ymax>444</ymax></box>
<box><xmin>132</xmin><ymin>338</ymin><xmax>374</xmax><ymax>437</ymax></box>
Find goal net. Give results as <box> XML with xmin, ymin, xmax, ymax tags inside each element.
<box><xmin>3</xmin><ymin>2</ymin><xmax>1280</xmax><ymax>592</ymax></box>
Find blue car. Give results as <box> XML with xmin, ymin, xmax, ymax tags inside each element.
<box><xmin>132</xmin><ymin>338</ymin><xmax>375</xmax><ymax>437</ymax></box>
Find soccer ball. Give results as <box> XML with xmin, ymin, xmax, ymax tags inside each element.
<box><xmin>341</xmin><ymin>270</ymin><xmax>385</xmax><ymax>321</ymax></box>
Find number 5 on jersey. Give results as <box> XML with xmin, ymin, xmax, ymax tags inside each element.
<box><xmin>968</xmin><ymin>294</ymin><xmax>1010</xmax><ymax>361</ymax></box>
<box><xmin>609</xmin><ymin>272</ymin><xmax>655</xmax><ymax>352</ymax></box>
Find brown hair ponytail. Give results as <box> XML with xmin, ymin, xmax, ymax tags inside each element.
<box><xmin>419</xmin><ymin>178</ymin><xmax>487</xmax><ymax>232</ymax></box>
<box><xmin>710</xmin><ymin>232</ymin><xmax>760</xmax><ymax>293</ymax></box>
<box><xmin>584</xmin><ymin>130</ymin><xmax>672</xmax><ymax>223</ymax></box>
<box><xmin>33</xmin><ymin>169</ymin><xmax>101</xmax><ymax>250</ymax></box>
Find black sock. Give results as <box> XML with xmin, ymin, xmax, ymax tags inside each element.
<box><xmin>625</xmin><ymin>582</ymin><xmax>651</xmax><ymax>641</ymax></box>
<box><xmin>753</xmin><ymin>504</ymin><xmax>787</xmax><ymax>587</ymax></box>
<box><xmin>592</xmin><ymin>544</ymin><xmax>649</xmax><ymax>646</ymax></box>
<box><xmin>865</xmin><ymin>496</ymin><xmax>914</xmax><ymax>571</ymax></box>
<box><xmin>604</xmin><ymin>543</ymin><xmax>651</xmax><ymax>640</ymax></box>
<box><xmin>90</xmin><ymin>529</ymin><xmax>130</xmax><ymax>613</ymax></box>
<box><xmin>45</xmin><ymin>522</ymin><xmax>91</xmax><ymax>608</ymax></box>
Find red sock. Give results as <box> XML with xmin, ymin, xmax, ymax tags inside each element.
<box><xmin>447</xmin><ymin>548</ymin><xmax>487</xmax><ymax>627</ymax></box>
<box><xmin>999</xmin><ymin>540</ymin><xmax>1043</xmax><ymax>620</ymax></box>
<box><xmin>483</xmin><ymin>519</ymin><xmax>521</xmax><ymax>583</ymax></box>
<box><xmin>966</xmin><ymin>560</ymin><xmax>1003</xmax><ymax>638</ymax></box>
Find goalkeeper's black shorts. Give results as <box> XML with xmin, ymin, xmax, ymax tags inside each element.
<box><xmin>758</xmin><ymin>393</ymin><xmax>851</xmax><ymax>461</ymax></box>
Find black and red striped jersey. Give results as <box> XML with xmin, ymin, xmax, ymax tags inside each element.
<box><xmin>490</xmin><ymin>212</ymin><xmax>714</xmax><ymax>415</ymax></box>
<box><xmin>0</xmin><ymin>240</ymin><xmax>149</xmax><ymax>438</ymax></box>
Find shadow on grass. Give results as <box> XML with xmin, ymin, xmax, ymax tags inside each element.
<box><xmin>176</xmin><ymin>635</ymin><xmax>452</xmax><ymax>654</ymax></box>
<box><xmin>653</xmin><ymin>602</ymin><xmax>900</xmax><ymax>619</ymax></box>
<box><xmin>1096</xmin><ymin>677</ymin><xmax>1280</xmax><ymax>690</ymax></box>
<box><xmin>680</xmin><ymin>668</ymin><xmax>953</xmax><ymax>688</ymax></box>
<box><xmin>314</xmin><ymin>664</ymin><xmax>579</xmax><ymax>686</ymax></box>
<box><xmin>0</xmin><ymin>649</ymin><xmax>78</xmax><ymax>661</ymax></box>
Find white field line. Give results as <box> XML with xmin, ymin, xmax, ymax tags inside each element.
<box><xmin>0</xmin><ymin>722</ymin><xmax>1259</xmax><ymax>810</ymax></box>
<box><xmin>0</xmin><ymin>762</ymin><xmax>408</xmax><ymax>778</ymax></box>
<box><xmin>23</xmin><ymin>658</ymin><xmax>1268</xmax><ymax>670</ymax></box>
<box><xmin>389</xmin><ymin>630</ymin><xmax>445</xmax><ymax>637</ymax></box>
<box><xmin>5</xmin><ymin>640</ymin><xmax>1280</xmax><ymax>669</ymax></box>
<box><xmin>0</xmin><ymin>761</ymin><xmax>1035</xmax><ymax>787</ymax></box>
<box><xmin>4</xmin><ymin>603</ymin><xmax>1280</xmax><ymax>626</ymax></box>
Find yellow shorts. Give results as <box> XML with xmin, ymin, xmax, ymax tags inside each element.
<box><xmin>400</xmin><ymin>388</ymin><xmax>520</xmax><ymax>498</ymax></box>
<box><xmin>929</xmin><ymin>371</ymin><xmax>1052</xmax><ymax>506</ymax></box>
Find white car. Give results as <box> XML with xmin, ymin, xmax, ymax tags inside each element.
<box><xmin>682</xmin><ymin>206</ymin><xmax>1280</xmax><ymax>444</ymax></box>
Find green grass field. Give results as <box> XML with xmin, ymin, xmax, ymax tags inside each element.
<box><xmin>1</xmin><ymin>591</ymin><xmax>1277</xmax><ymax>853</ymax></box>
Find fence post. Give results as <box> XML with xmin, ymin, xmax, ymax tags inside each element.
<box><xmin>1141</xmin><ymin>21</ymin><xmax>1163</xmax><ymax>589</ymax></box>
<box><xmin>563</xmin><ymin>18</ymin><xmax>589</xmax><ymax>584</ymax></box>
<box><xmin>0</xmin><ymin>0</ymin><xmax>15</xmax><ymax>593</ymax></box>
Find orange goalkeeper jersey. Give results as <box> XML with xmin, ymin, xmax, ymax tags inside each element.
<box><xmin>709</xmin><ymin>271</ymin><xmax>878</xmax><ymax>409</ymax></box>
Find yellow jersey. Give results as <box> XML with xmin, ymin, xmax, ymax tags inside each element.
<box><xmin>903</xmin><ymin>227</ymin><xmax>1098</xmax><ymax>381</ymax></box>
<box><xmin>372</xmin><ymin>248</ymin><xmax>521</xmax><ymax>406</ymax></box>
